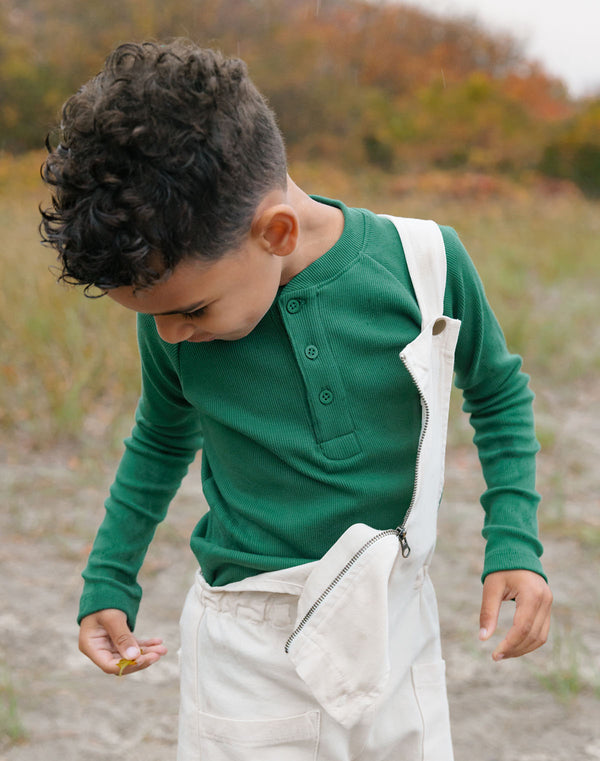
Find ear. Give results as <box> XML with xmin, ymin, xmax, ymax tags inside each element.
<box><xmin>252</xmin><ymin>204</ymin><xmax>299</xmax><ymax>257</ymax></box>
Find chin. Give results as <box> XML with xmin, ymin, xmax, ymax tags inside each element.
<box><xmin>220</xmin><ymin>325</ymin><xmax>259</xmax><ymax>341</ymax></box>
<box><xmin>187</xmin><ymin>323</ymin><xmax>259</xmax><ymax>343</ymax></box>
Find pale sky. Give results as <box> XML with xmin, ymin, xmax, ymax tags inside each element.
<box><xmin>401</xmin><ymin>0</ymin><xmax>600</xmax><ymax>97</ymax></box>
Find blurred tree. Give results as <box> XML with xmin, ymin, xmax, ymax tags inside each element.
<box><xmin>0</xmin><ymin>0</ymin><xmax>579</xmax><ymax>183</ymax></box>
<box><xmin>539</xmin><ymin>99</ymin><xmax>600</xmax><ymax>196</ymax></box>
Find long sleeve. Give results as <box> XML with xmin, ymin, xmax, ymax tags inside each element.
<box><xmin>441</xmin><ymin>227</ymin><xmax>545</xmax><ymax>581</ymax></box>
<box><xmin>78</xmin><ymin>314</ymin><xmax>203</xmax><ymax>629</ymax></box>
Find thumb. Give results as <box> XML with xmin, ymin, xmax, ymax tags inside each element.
<box><xmin>102</xmin><ymin>609</ymin><xmax>140</xmax><ymax>660</ymax></box>
<box><xmin>479</xmin><ymin>573</ymin><xmax>504</xmax><ymax>642</ymax></box>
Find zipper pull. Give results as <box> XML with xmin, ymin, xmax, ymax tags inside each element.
<box><xmin>396</xmin><ymin>527</ymin><xmax>411</xmax><ymax>558</ymax></box>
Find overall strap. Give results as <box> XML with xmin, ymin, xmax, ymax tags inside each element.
<box><xmin>379</xmin><ymin>216</ymin><xmax>446</xmax><ymax>328</ymax></box>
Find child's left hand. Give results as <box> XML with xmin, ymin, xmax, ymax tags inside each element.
<box><xmin>478</xmin><ymin>569</ymin><xmax>552</xmax><ymax>661</ymax></box>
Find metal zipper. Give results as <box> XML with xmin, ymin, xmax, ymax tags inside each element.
<box><xmin>284</xmin><ymin>352</ymin><xmax>430</xmax><ymax>656</ymax></box>
<box><xmin>397</xmin><ymin>350</ymin><xmax>430</xmax><ymax>557</ymax></box>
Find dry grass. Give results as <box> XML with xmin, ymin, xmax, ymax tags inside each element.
<box><xmin>2</xmin><ymin>152</ymin><xmax>599</xmax><ymax>455</ymax></box>
<box><xmin>1</xmin><ymin>151</ymin><xmax>140</xmax><ymax>452</ymax></box>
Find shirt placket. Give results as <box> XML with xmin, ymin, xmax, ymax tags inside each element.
<box><xmin>279</xmin><ymin>293</ymin><xmax>361</xmax><ymax>461</ymax></box>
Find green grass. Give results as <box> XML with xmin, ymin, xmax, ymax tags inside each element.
<box><xmin>541</xmin><ymin>515</ymin><xmax>600</xmax><ymax>551</ymax></box>
<box><xmin>0</xmin><ymin>665</ymin><xmax>27</xmax><ymax>749</ymax></box>
<box><xmin>2</xmin><ymin>151</ymin><xmax>599</xmax><ymax>453</ymax></box>
<box><xmin>532</xmin><ymin>623</ymin><xmax>600</xmax><ymax>703</ymax></box>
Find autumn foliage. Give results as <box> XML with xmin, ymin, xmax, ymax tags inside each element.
<box><xmin>1</xmin><ymin>0</ymin><xmax>598</xmax><ymax>193</ymax></box>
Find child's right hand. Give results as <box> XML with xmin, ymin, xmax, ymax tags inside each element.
<box><xmin>79</xmin><ymin>608</ymin><xmax>168</xmax><ymax>676</ymax></box>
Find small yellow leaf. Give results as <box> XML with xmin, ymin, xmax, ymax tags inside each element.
<box><xmin>116</xmin><ymin>658</ymin><xmax>137</xmax><ymax>676</ymax></box>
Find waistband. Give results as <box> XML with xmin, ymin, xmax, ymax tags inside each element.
<box><xmin>191</xmin><ymin>524</ymin><xmax>437</xmax><ymax>730</ymax></box>
<box><xmin>193</xmin><ymin>559</ymin><xmax>317</xmax><ymax>628</ymax></box>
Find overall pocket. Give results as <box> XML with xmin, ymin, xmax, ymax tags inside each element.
<box><xmin>197</xmin><ymin>710</ymin><xmax>320</xmax><ymax>761</ymax></box>
<box><xmin>411</xmin><ymin>660</ymin><xmax>454</xmax><ymax>761</ymax></box>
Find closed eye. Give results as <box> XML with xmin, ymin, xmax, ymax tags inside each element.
<box><xmin>182</xmin><ymin>306</ymin><xmax>206</xmax><ymax>320</ymax></box>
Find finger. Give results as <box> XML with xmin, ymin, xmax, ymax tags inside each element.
<box><xmin>503</xmin><ymin>582</ymin><xmax>552</xmax><ymax>659</ymax></box>
<box><xmin>79</xmin><ymin>613</ymin><xmax>169</xmax><ymax>675</ymax></box>
<box><xmin>493</xmin><ymin>586</ymin><xmax>552</xmax><ymax>660</ymax></box>
<box><xmin>112</xmin><ymin>637</ymin><xmax>168</xmax><ymax>675</ymax></box>
<box><xmin>113</xmin><ymin>649</ymin><xmax>164</xmax><ymax>676</ymax></box>
<box><xmin>492</xmin><ymin>594</ymin><xmax>540</xmax><ymax>659</ymax></box>
<box><xmin>101</xmin><ymin>610</ymin><xmax>142</xmax><ymax>661</ymax></box>
<box><xmin>134</xmin><ymin>640</ymin><xmax>169</xmax><ymax>660</ymax></box>
<box><xmin>479</xmin><ymin>574</ymin><xmax>505</xmax><ymax>641</ymax></box>
<box><xmin>137</xmin><ymin>637</ymin><xmax>168</xmax><ymax>651</ymax></box>
<box><xmin>79</xmin><ymin>610</ymin><xmax>140</xmax><ymax>674</ymax></box>
<box><xmin>515</xmin><ymin>604</ymin><xmax>552</xmax><ymax>658</ymax></box>
<box><xmin>79</xmin><ymin>614</ymin><xmax>120</xmax><ymax>673</ymax></box>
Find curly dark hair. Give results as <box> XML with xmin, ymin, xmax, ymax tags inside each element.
<box><xmin>40</xmin><ymin>40</ymin><xmax>287</xmax><ymax>293</ymax></box>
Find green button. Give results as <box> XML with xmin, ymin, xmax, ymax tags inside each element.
<box><xmin>304</xmin><ymin>345</ymin><xmax>319</xmax><ymax>360</ymax></box>
<box><xmin>286</xmin><ymin>299</ymin><xmax>301</xmax><ymax>314</ymax></box>
<box><xmin>319</xmin><ymin>388</ymin><xmax>334</xmax><ymax>405</ymax></box>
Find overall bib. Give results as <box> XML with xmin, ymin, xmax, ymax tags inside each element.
<box><xmin>177</xmin><ymin>217</ymin><xmax>461</xmax><ymax>761</ymax></box>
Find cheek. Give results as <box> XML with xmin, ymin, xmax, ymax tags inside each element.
<box><xmin>206</xmin><ymin>304</ymin><xmax>260</xmax><ymax>334</ymax></box>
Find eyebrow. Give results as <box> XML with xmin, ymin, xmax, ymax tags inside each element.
<box><xmin>151</xmin><ymin>300</ymin><xmax>206</xmax><ymax>316</ymax></box>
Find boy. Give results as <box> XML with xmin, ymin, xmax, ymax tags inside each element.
<box><xmin>41</xmin><ymin>40</ymin><xmax>552</xmax><ymax>760</ymax></box>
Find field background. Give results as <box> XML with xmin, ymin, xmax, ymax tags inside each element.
<box><xmin>1</xmin><ymin>149</ymin><xmax>599</xmax><ymax>761</ymax></box>
<box><xmin>1</xmin><ymin>0</ymin><xmax>600</xmax><ymax>757</ymax></box>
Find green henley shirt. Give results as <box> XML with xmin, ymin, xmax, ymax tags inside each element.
<box><xmin>78</xmin><ymin>198</ymin><xmax>544</xmax><ymax>630</ymax></box>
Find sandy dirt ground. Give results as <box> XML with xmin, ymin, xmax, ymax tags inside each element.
<box><xmin>1</xmin><ymin>384</ymin><xmax>599</xmax><ymax>760</ymax></box>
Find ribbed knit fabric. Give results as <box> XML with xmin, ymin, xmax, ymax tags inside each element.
<box><xmin>78</xmin><ymin>198</ymin><xmax>544</xmax><ymax>630</ymax></box>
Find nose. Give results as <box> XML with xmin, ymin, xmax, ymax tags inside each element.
<box><xmin>153</xmin><ymin>316</ymin><xmax>195</xmax><ymax>344</ymax></box>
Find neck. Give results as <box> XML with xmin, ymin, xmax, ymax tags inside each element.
<box><xmin>280</xmin><ymin>178</ymin><xmax>345</xmax><ymax>284</ymax></box>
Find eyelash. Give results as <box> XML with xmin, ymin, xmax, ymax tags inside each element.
<box><xmin>182</xmin><ymin>307</ymin><xmax>206</xmax><ymax>320</ymax></box>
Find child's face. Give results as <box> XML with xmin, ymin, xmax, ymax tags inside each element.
<box><xmin>106</xmin><ymin>239</ymin><xmax>287</xmax><ymax>344</ymax></box>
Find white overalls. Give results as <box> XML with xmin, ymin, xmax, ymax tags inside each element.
<box><xmin>177</xmin><ymin>217</ymin><xmax>461</xmax><ymax>761</ymax></box>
